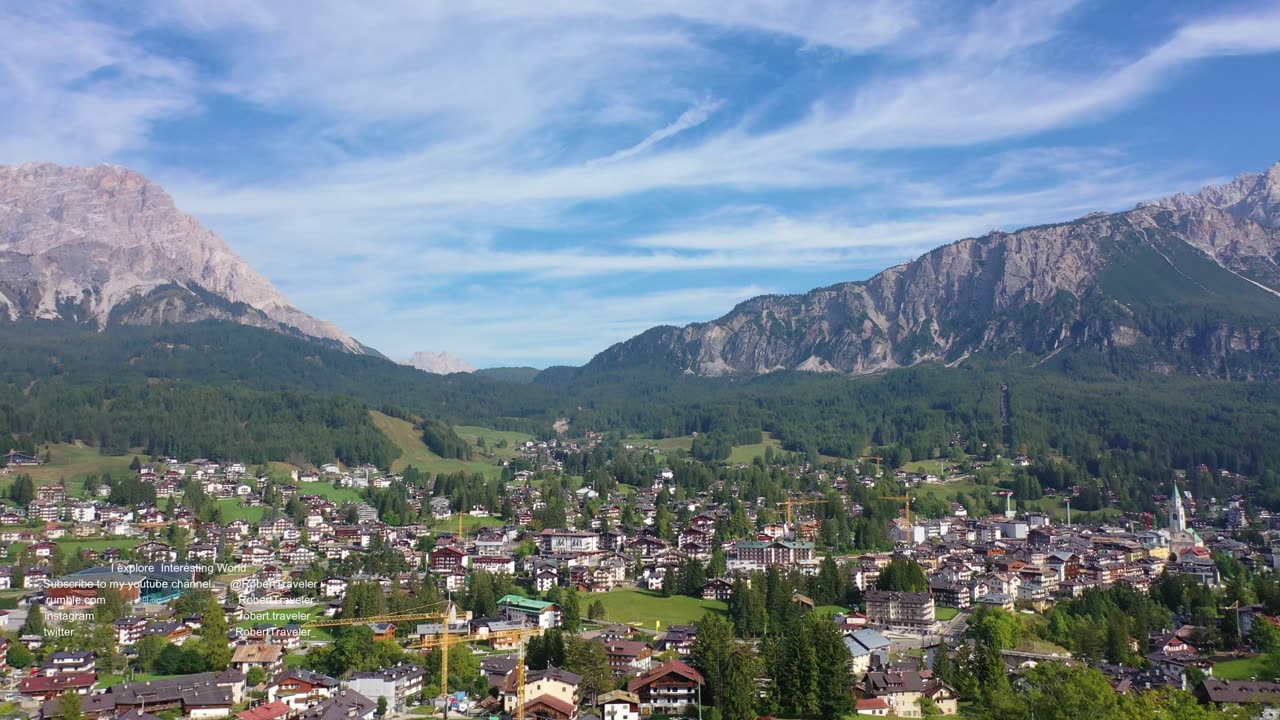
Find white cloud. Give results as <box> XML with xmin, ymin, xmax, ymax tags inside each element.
<box><xmin>3</xmin><ymin>1</ymin><xmax>1280</xmax><ymax>364</ymax></box>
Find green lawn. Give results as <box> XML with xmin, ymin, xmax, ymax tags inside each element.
<box><xmin>727</xmin><ymin>433</ymin><xmax>783</xmax><ymax>464</ymax></box>
<box><xmin>426</xmin><ymin>515</ymin><xmax>505</xmax><ymax>534</ymax></box>
<box><xmin>57</xmin><ymin>538</ymin><xmax>143</xmax><ymax>554</ymax></box>
<box><xmin>369</xmin><ymin>411</ymin><xmax>503</xmax><ymax>479</ymax></box>
<box><xmin>0</xmin><ymin>442</ymin><xmax>137</xmax><ymax>489</ymax></box>
<box><xmin>936</xmin><ymin>607</ymin><xmax>960</xmax><ymax>621</ymax></box>
<box><xmin>216</xmin><ymin>498</ymin><xmax>268</xmax><ymax>523</ymax></box>
<box><xmin>97</xmin><ymin>672</ymin><xmax>164</xmax><ymax>689</ymax></box>
<box><xmin>1214</xmin><ymin>656</ymin><xmax>1277</xmax><ymax>680</ymax></box>
<box><xmin>627</xmin><ymin>436</ymin><xmax>696</xmax><ymax>453</ymax></box>
<box><xmin>593</xmin><ymin>589</ymin><xmax>726</xmax><ymax>628</ymax></box>
<box><xmin>814</xmin><ymin>605</ymin><xmax>850</xmax><ymax>617</ymax></box>
<box><xmin>294</xmin><ymin>480</ymin><xmax>364</xmax><ymax>503</ymax></box>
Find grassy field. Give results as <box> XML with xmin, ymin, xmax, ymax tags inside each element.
<box><xmin>426</xmin><ymin>515</ymin><xmax>506</xmax><ymax>534</ymax></box>
<box><xmin>369</xmin><ymin>411</ymin><xmax>503</xmax><ymax>479</ymax></box>
<box><xmin>727</xmin><ymin>433</ymin><xmax>784</xmax><ymax>464</ymax></box>
<box><xmin>908</xmin><ymin>476</ymin><xmax>1120</xmax><ymax>524</ymax></box>
<box><xmin>295</xmin><ymin>480</ymin><xmax>364</xmax><ymax>503</ymax></box>
<box><xmin>97</xmin><ymin>672</ymin><xmax>164</xmax><ymax>689</ymax></box>
<box><xmin>57</xmin><ymin>538</ymin><xmax>143</xmax><ymax>554</ymax></box>
<box><xmin>815</xmin><ymin>605</ymin><xmax>851</xmax><ymax>617</ymax></box>
<box><xmin>1213</xmin><ymin>656</ymin><xmax>1277</xmax><ymax>680</ymax></box>
<box><xmin>0</xmin><ymin>442</ymin><xmax>136</xmax><ymax>489</ymax></box>
<box><xmin>454</xmin><ymin>426</ymin><xmax>534</xmax><ymax>461</ymax></box>
<box><xmin>216</xmin><ymin>498</ymin><xmax>268</xmax><ymax>523</ymax></box>
<box><xmin>936</xmin><ymin>607</ymin><xmax>961</xmax><ymax>621</ymax></box>
<box><xmin>627</xmin><ymin>436</ymin><xmax>696</xmax><ymax>454</ymax></box>
<box><xmin>593</xmin><ymin>589</ymin><xmax>726</xmax><ymax>628</ymax></box>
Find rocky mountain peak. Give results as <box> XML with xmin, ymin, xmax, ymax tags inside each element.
<box><xmin>405</xmin><ymin>351</ymin><xmax>476</xmax><ymax>375</ymax></box>
<box><xmin>0</xmin><ymin>162</ymin><xmax>365</xmax><ymax>352</ymax></box>
<box><xmin>589</xmin><ymin>161</ymin><xmax>1280</xmax><ymax>379</ymax></box>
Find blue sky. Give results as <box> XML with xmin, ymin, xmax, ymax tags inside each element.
<box><xmin>4</xmin><ymin>1</ymin><xmax>1280</xmax><ymax>367</ymax></box>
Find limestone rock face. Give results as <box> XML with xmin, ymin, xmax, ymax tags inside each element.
<box><xmin>589</xmin><ymin>162</ymin><xmax>1280</xmax><ymax>378</ymax></box>
<box><xmin>0</xmin><ymin>162</ymin><xmax>364</xmax><ymax>352</ymax></box>
<box><xmin>405</xmin><ymin>351</ymin><xmax>476</xmax><ymax>375</ymax></box>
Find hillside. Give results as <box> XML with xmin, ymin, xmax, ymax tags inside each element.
<box><xmin>587</xmin><ymin>163</ymin><xmax>1280</xmax><ymax>379</ymax></box>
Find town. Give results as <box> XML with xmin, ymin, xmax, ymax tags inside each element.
<box><xmin>0</xmin><ymin>437</ymin><xmax>1275</xmax><ymax>720</ymax></box>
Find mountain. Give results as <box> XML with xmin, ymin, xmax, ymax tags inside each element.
<box><xmin>0</xmin><ymin>162</ymin><xmax>368</xmax><ymax>353</ymax></box>
<box><xmin>588</xmin><ymin>162</ymin><xmax>1280</xmax><ymax>379</ymax></box>
<box><xmin>406</xmin><ymin>351</ymin><xmax>476</xmax><ymax>375</ymax></box>
<box><xmin>474</xmin><ymin>366</ymin><xmax>542</xmax><ymax>383</ymax></box>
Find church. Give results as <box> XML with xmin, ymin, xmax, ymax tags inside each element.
<box><xmin>1167</xmin><ymin>482</ymin><xmax>1205</xmax><ymax>559</ymax></box>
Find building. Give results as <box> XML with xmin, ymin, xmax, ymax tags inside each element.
<box><xmin>267</xmin><ymin>669</ymin><xmax>340</xmax><ymax>711</ymax></box>
<box><xmin>538</xmin><ymin>530</ymin><xmax>601</xmax><ymax>554</ymax></box>
<box><xmin>498</xmin><ymin>595</ymin><xmax>560</xmax><ymax>628</ymax></box>
<box><xmin>597</xmin><ymin>690</ymin><xmax>641</xmax><ymax>720</ymax></box>
<box><xmin>231</xmin><ymin>644</ymin><xmax>285</xmax><ymax>677</ymax></box>
<box><xmin>862</xmin><ymin>670</ymin><xmax>959</xmax><ymax>717</ymax></box>
<box><xmin>597</xmin><ymin>639</ymin><xmax>653</xmax><ymax>676</ymax></box>
<box><xmin>345</xmin><ymin>664</ymin><xmax>425</xmax><ymax>712</ymax></box>
<box><xmin>502</xmin><ymin>667</ymin><xmax>582</xmax><ymax>719</ymax></box>
<box><xmin>844</xmin><ymin>629</ymin><xmax>892</xmax><ymax>676</ymax></box>
<box><xmin>1197</xmin><ymin>678</ymin><xmax>1280</xmax><ymax>709</ymax></box>
<box><xmin>864</xmin><ymin>590</ymin><xmax>936</xmax><ymax>629</ymax></box>
<box><xmin>625</xmin><ymin>661</ymin><xmax>704</xmax><ymax>715</ymax></box>
<box><xmin>732</xmin><ymin>540</ymin><xmax>815</xmax><ymax>569</ymax></box>
<box><xmin>297</xmin><ymin>690</ymin><xmax>376</xmax><ymax>720</ymax></box>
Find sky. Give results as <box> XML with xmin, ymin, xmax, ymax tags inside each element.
<box><xmin>4</xmin><ymin>1</ymin><xmax>1280</xmax><ymax>367</ymax></box>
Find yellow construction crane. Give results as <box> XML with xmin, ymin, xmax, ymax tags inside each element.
<box><xmin>778</xmin><ymin>498</ymin><xmax>826</xmax><ymax>525</ymax></box>
<box><xmin>880</xmin><ymin>494</ymin><xmax>913</xmax><ymax>539</ymax></box>
<box><xmin>415</xmin><ymin>625</ymin><xmax>543</xmax><ymax>720</ymax></box>
<box><xmin>857</xmin><ymin>455</ymin><xmax>884</xmax><ymax>475</ymax></box>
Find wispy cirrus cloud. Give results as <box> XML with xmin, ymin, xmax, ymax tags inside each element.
<box><xmin>3</xmin><ymin>1</ymin><xmax>1280</xmax><ymax>365</ymax></box>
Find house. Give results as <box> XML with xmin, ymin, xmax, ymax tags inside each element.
<box><xmin>231</xmin><ymin>644</ymin><xmax>284</xmax><ymax>677</ymax></box>
<box><xmin>41</xmin><ymin>651</ymin><xmax>96</xmax><ymax>676</ymax></box>
<box><xmin>864</xmin><ymin>589</ymin><xmax>936</xmax><ymax>629</ymax></box>
<box><xmin>1197</xmin><ymin>678</ymin><xmax>1280</xmax><ymax>709</ymax></box>
<box><xmin>3</xmin><ymin>450</ymin><xmax>42</xmax><ymax>466</ymax></box>
<box><xmin>862</xmin><ymin>670</ymin><xmax>959</xmax><ymax>718</ymax></box>
<box><xmin>538</xmin><ymin>530</ymin><xmax>601</xmax><ymax>554</ymax></box>
<box><xmin>498</xmin><ymin>595</ymin><xmax>560</xmax><ymax>628</ymax></box>
<box><xmin>597</xmin><ymin>690</ymin><xmax>641</xmax><ymax>720</ymax></box>
<box><xmin>346</xmin><ymin>664</ymin><xmax>425</xmax><ymax>712</ymax></box>
<box><xmin>535</xmin><ymin>567</ymin><xmax>561</xmax><ymax>593</ymax></box>
<box><xmin>238</xmin><ymin>701</ymin><xmax>291</xmax><ymax>720</ymax></box>
<box><xmin>701</xmin><ymin>578</ymin><xmax>733</xmax><ymax>602</ymax></box>
<box><xmin>654</xmin><ymin>625</ymin><xmax>696</xmax><ymax>656</ymax></box>
<box><xmin>18</xmin><ymin>672</ymin><xmax>97</xmax><ymax>701</ymax></box>
<box><xmin>502</xmin><ymin>667</ymin><xmax>582</xmax><ymax>719</ymax></box>
<box><xmin>267</xmin><ymin>669</ymin><xmax>340</xmax><ymax>711</ymax></box>
<box><xmin>596</xmin><ymin>639</ymin><xmax>653</xmax><ymax>676</ymax></box>
<box><xmin>430</xmin><ymin>546</ymin><xmax>469</xmax><ymax>573</ymax></box>
<box><xmin>297</xmin><ymin>690</ymin><xmax>376</xmax><ymax>720</ymax></box>
<box><xmin>844</xmin><ymin>629</ymin><xmax>892</xmax><ymax>676</ymax></box>
<box><xmin>625</xmin><ymin>661</ymin><xmax>704</xmax><ymax>715</ymax></box>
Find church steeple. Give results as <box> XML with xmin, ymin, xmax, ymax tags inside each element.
<box><xmin>1169</xmin><ymin>482</ymin><xmax>1186</xmax><ymax>533</ymax></box>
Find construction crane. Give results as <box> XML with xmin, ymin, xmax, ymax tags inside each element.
<box><xmin>777</xmin><ymin>498</ymin><xmax>826</xmax><ymax>526</ymax></box>
<box><xmin>880</xmin><ymin>494</ymin><xmax>913</xmax><ymax>540</ymax></box>
<box><xmin>416</xmin><ymin>625</ymin><xmax>543</xmax><ymax>720</ymax></box>
<box><xmin>857</xmin><ymin>455</ymin><xmax>884</xmax><ymax>475</ymax></box>
<box><xmin>991</xmin><ymin>490</ymin><xmax>1015</xmax><ymax>518</ymax></box>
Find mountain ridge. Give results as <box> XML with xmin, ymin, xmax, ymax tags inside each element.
<box><xmin>0</xmin><ymin>162</ymin><xmax>368</xmax><ymax>353</ymax></box>
<box><xmin>587</xmin><ymin>162</ymin><xmax>1280</xmax><ymax>379</ymax></box>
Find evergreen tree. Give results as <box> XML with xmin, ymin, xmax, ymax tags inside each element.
<box><xmin>21</xmin><ymin>603</ymin><xmax>45</xmax><ymax>637</ymax></box>
<box><xmin>560</xmin><ymin>588</ymin><xmax>581</xmax><ymax>633</ymax></box>
<box><xmin>195</xmin><ymin>597</ymin><xmax>233</xmax><ymax>670</ymax></box>
<box><xmin>808</xmin><ymin>615</ymin><xmax>853</xmax><ymax>720</ymax></box>
<box><xmin>721</xmin><ymin>645</ymin><xmax>759</xmax><ymax>720</ymax></box>
<box><xmin>56</xmin><ymin>690</ymin><xmax>82</xmax><ymax>720</ymax></box>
